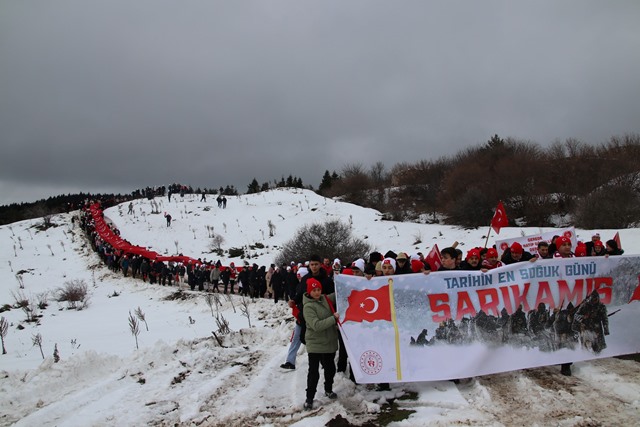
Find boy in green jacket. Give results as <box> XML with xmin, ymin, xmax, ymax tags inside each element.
<box><xmin>302</xmin><ymin>278</ymin><xmax>340</xmax><ymax>409</ymax></box>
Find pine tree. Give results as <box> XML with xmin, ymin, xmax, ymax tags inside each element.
<box><xmin>246</xmin><ymin>179</ymin><xmax>260</xmax><ymax>194</ymax></box>
<box><xmin>318</xmin><ymin>170</ymin><xmax>333</xmax><ymax>194</ymax></box>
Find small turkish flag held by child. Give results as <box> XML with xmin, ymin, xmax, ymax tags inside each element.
<box><xmin>425</xmin><ymin>244</ymin><xmax>442</xmax><ymax>272</ymax></box>
<box><xmin>491</xmin><ymin>201</ymin><xmax>509</xmax><ymax>234</ymax></box>
<box><xmin>613</xmin><ymin>232</ymin><xmax>622</xmax><ymax>250</ymax></box>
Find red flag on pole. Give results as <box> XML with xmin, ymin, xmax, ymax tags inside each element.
<box><xmin>491</xmin><ymin>201</ymin><xmax>509</xmax><ymax>234</ymax></box>
<box><xmin>425</xmin><ymin>244</ymin><xmax>442</xmax><ymax>272</ymax></box>
<box><xmin>613</xmin><ymin>232</ymin><xmax>622</xmax><ymax>250</ymax></box>
<box><xmin>343</xmin><ymin>285</ymin><xmax>392</xmax><ymax>323</ymax></box>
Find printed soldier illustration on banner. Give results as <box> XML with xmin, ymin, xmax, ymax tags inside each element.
<box><xmin>335</xmin><ymin>256</ymin><xmax>640</xmax><ymax>384</ymax></box>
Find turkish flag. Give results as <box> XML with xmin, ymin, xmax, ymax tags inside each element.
<box><xmin>491</xmin><ymin>201</ymin><xmax>509</xmax><ymax>234</ymax></box>
<box><xmin>613</xmin><ymin>232</ymin><xmax>622</xmax><ymax>250</ymax></box>
<box><xmin>425</xmin><ymin>244</ymin><xmax>442</xmax><ymax>272</ymax></box>
<box><xmin>343</xmin><ymin>285</ymin><xmax>392</xmax><ymax>323</ymax></box>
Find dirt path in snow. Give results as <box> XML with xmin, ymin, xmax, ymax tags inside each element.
<box><xmin>460</xmin><ymin>357</ymin><xmax>640</xmax><ymax>426</ymax></box>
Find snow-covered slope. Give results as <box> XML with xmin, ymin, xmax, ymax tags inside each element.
<box><xmin>1</xmin><ymin>189</ymin><xmax>639</xmax><ymax>426</ymax></box>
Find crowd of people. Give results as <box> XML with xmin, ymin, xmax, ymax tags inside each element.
<box><xmin>77</xmin><ymin>201</ymin><xmax>624</xmax><ymax>409</ymax></box>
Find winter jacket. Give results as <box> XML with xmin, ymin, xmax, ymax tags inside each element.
<box><xmin>294</xmin><ymin>268</ymin><xmax>334</xmax><ymax>310</ymax></box>
<box><xmin>500</xmin><ymin>248</ymin><xmax>534</xmax><ymax>265</ymax></box>
<box><xmin>302</xmin><ymin>293</ymin><xmax>338</xmax><ymax>354</ymax></box>
<box><xmin>210</xmin><ymin>268</ymin><xmax>221</xmax><ymax>283</ymax></box>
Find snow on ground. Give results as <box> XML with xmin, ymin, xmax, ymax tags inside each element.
<box><xmin>1</xmin><ymin>188</ymin><xmax>639</xmax><ymax>426</ymax></box>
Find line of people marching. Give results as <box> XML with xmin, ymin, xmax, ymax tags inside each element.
<box><xmin>78</xmin><ymin>203</ymin><xmax>624</xmax><ymax>410</ymax></box>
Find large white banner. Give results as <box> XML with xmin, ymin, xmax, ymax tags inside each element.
<box><xmin>495</xmin><ymin>227</ymin><xmax>577</xmax><ymax>257</ymax></box>
<box><xmin>335</xmin><ymin>256</ymin><xmax>640</xmax><ymax>383</ymax></box>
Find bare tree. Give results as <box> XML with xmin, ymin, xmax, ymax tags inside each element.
<box><xmin>225</xmin><ymin>293</ymin><xmax>236</xmax><ymax>313</ymax></box>
<box><xmin>204</xmin><ymin>294</ymin><xmax>217</xmax><ymax>317</ymax></box>
<box><xmin>0</xmin><ymin>317</ymin><xmax>8</xmax><ymax>354</ymax></box>
<box><xmin>240</xmin><ymin>297</ymin><xmax>251</xmax><ymax>328</ymax></box>
<box><xmin>369</xmin><ymin>161</ymin><xmax>388</xmax><ymax>186</ymax></box>
<box><xmin>134</xmin><ymin>307</ymin><xmax>149</xmax><ymax>331</ymax></box>
<box><xmin>215</xmin><ymin>314</ymin><xmax>230</xmax><ymax>335</ymax></box>
<box><xmin>209</xmin><ymin>233</ymin><xmax>225</xmax><ymax>252</ymax></box>
<box><xmin>32</xmin><ymin>333</ymin><xmax>44</xmax><ymax>359</ymax></box>
<box><xmin>128</xmin><ymin>312</ymin><xmax>140</xmax><ymax>350</ymax></box>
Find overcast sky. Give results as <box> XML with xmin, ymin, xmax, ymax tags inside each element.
<box><xmin>1</xmin><ymin>1</ymin><xmax>639</xmax><ymax>205</ymax></box>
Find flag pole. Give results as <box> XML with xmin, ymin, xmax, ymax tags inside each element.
<box><xmin>387</xmin><ymin>278</ymin><xmax>402</xmax><ymax>381</ymax></box>
<box><xmin>484</xmin><ymin>226</ymin><xmax>492</xmax><ymax>249</ymax></box>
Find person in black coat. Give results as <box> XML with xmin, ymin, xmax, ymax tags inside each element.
<box><xmin>501</xmin><ymin>242</ymin><xmax>534</xmax><ymax>265</ymax></box>
<box><xmin>394</xmin><ymin>252</ymin><xmax>413</xmax><ymax>274</ymax></box>
<box><xmin>460</xmin><ymin>248</ymin><xmax>482</xmax><ymax>270</ymax></box>
<box><xmin>285</xmin><ymin>267</ymin><xmax>299</xmax><ymax>300</ymax></box>
<box><xmin>271</xmin><ymin>267</ymin><xmax>285</xmax><ymax>303</ymax></box>
<box><xmin>606</xmin><ymin>239</ymin><xmax>624</xmax><ymax>255</ymax></box>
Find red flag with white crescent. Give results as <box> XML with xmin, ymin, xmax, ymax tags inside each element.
<box><xmin>343</xmin><ymin>285</ymin><xmax>392</xmax><ymax>323</ymax></box>
<box><xmin>491</xmin><ymin>201</ymin><xmax>509</xmax><ymax>234</ymax></box>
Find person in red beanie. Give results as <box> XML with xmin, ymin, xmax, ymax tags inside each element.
<box><xmin>554</xmin><ymin>236</ymin><xmax>573</xmax><ymax>258</ymax></box>
<box><xmin>575</xmin><ymin>242</ymin><xmax>588</xmax><ymax>257</ymax></box>
<box><xmin>460</xmin><ymin>248</ymin><xmax>482</xmax><ymax>270</ymax></box>
<box><xmin>302</xmin><ymin>278</ymin><xmax>339</xmax><ymax>409</ymax></box>
<box><xmin>501</xmin><ymin>242</ymin><xmax>535</xmax><ymax>265</ymax></box>
<box><xmin>410</xmin><ymin>259</ymin><xmax>426</xmax><ymax>273</ymax></box>
<box><xmin>482</xmin><ymin>248</ymin><xmax>503</xmax><ymax>270</ymax></box>
<box><xmin>591</xmin><ymin>240</ymin><xmax>606</xmax><ymax>256</ymax></box>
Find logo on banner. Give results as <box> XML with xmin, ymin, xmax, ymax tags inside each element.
<box><xmin>359</xmin><ymin>350</ymin><xmax>383</xmax><ymax>375</ymax></box>
<box><xmin>343</xmin><ymin>285</ymin><xmax>392</xmax><ymax>323</ymax></box>
<box><xmin>563</xmin><ymin>230</ymin><xmax>573</xmax><ymax>239</ymax></box>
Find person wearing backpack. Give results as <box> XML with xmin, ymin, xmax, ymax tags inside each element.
<box><xmin>302</xmin><ymin>278</ymin><xmax>339</xmax><ymax>410</ymax></box>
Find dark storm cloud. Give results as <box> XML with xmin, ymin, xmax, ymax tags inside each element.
<box><xmin>1</xmin><ymin>1</ymin><xmax>639</xmax><ymax>204</ymax></box>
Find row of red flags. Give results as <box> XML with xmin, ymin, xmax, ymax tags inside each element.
<box><xmin>89</xmin><ymin>204</ymin><xmax>203</xmax><ymax>265</ymax></box>
<box><xmin>332</xmin><ymin>200</ymin><xmax>622</xmax><ymax>288</ymax></box>
<box><xmin>490</xmin><ymin>201</ymin><xmax>622</xmax><ymax>250</ymax></box>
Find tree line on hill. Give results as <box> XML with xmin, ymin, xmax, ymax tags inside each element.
<box><xmin>1</xmin><ymin>134</ymin><xmax>639</xmax><ymax>229</ymax></box>
<box><xmin>317</xmin><ymin>134</ymin><xmax>640</xmax><ymax>229</ymax></box>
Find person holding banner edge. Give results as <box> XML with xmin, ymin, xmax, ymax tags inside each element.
<box><xmin>302</xmin><ymin>278</ymin><xmax>340</xmax><ymax>410</ymax></box>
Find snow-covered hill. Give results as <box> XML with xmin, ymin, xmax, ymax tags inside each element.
<box><xmin>1</xmin><ymin>189</ymin><xmax>639</xmax><ymax>426</ymax></box>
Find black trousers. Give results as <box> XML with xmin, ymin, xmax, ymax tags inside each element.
<box><xmin>337</xmin><ymin>334</ymin><xmax>348</xmax><ymax>372</ymax></box>
<box><xmin>306</xmin><ymin>352</ymin><xmax>336</xmax><ymax>401</ymax></box>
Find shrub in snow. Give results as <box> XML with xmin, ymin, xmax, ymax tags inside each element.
<box><xmin>36</xmin><ymin>292</ymin><xmax>49</xmax><ymax>310</ymax></box>
<box><xmin>275</xmin><ymin>219</ymin><xmax>371</xmax><ymax>266</ymax></box>
<box><xmin>11</xmin><ymin>289</ymin><xmax>39</xmax><ymax>323</ymax></box>
<box><xmin>573</xmin><ymin>181</ymin><xmax>640</xmax><ymax>228</ymax></box>
<box><xmin>209</xmin><ymin>234</ymin><xmax>225</xmax><ymax>252</ymax></box>
<box><xmin>56</xmin><ymin>279</ymin><xmax>90</xmax><ymax>310</ymax></box>
<box><xmin>228</xmin><ymin>247</ymin><xmax>245</xmax><ymax>258</ymax></box>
